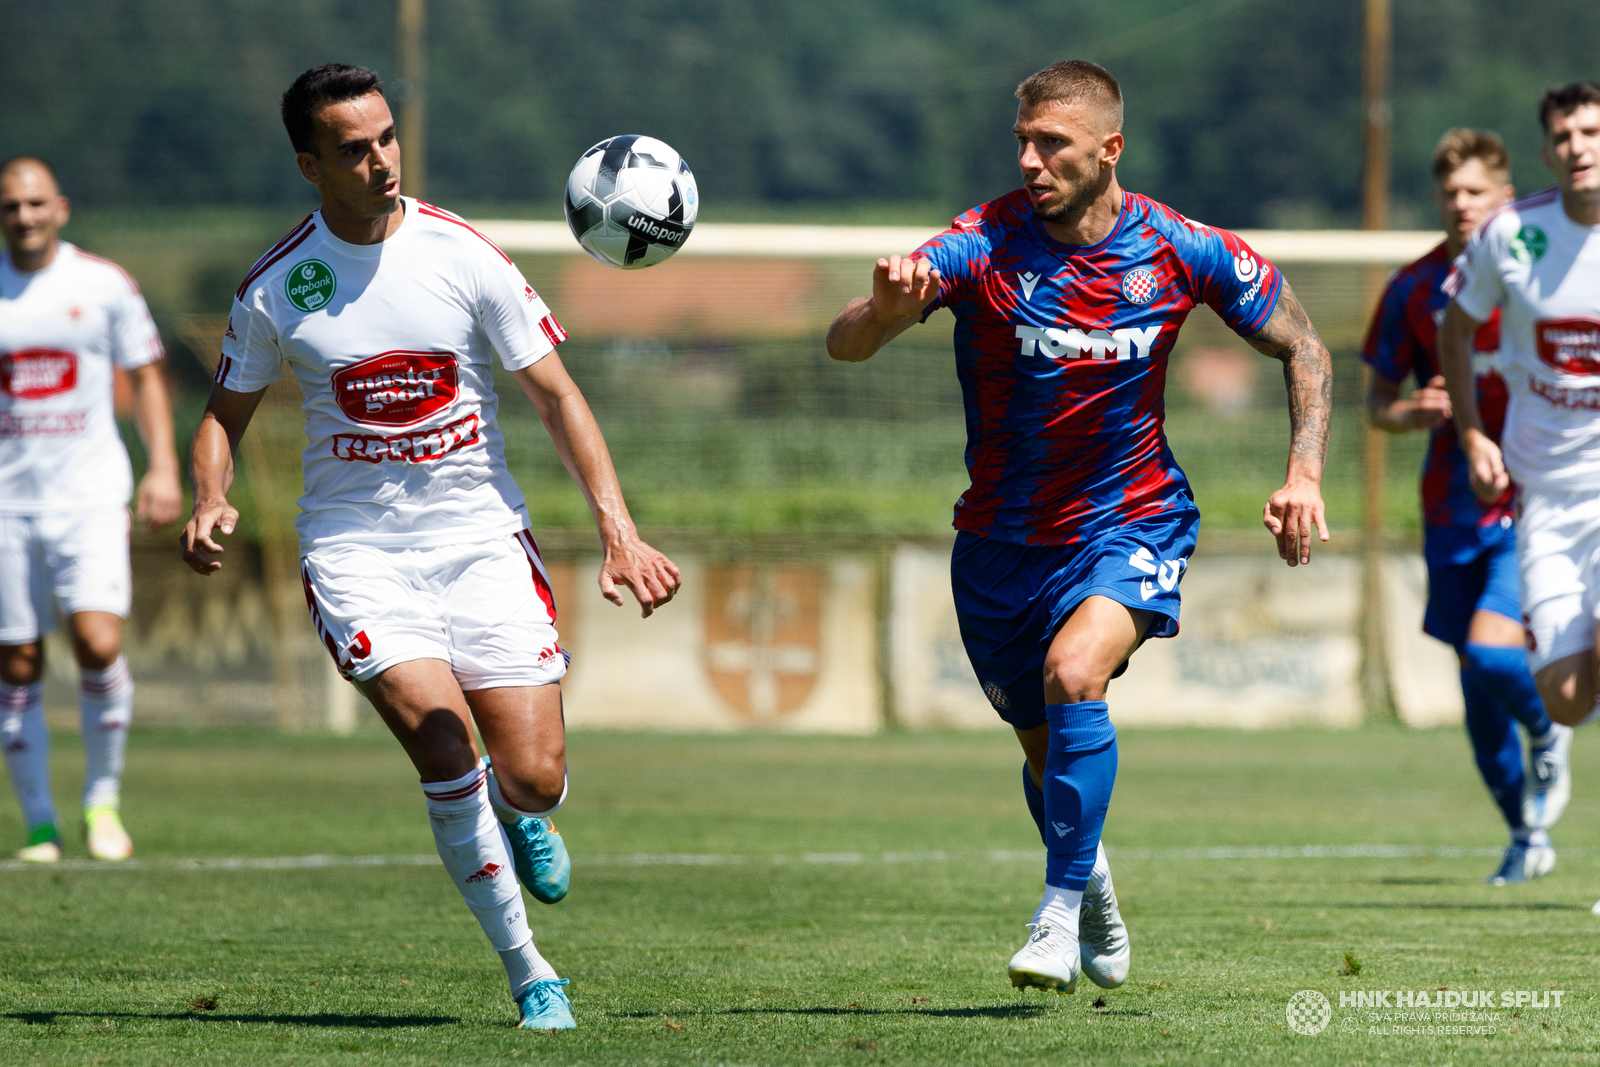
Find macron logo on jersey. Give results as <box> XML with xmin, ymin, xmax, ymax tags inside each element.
<box><xmin>1018</xmin><ymin>272</ymin><xmax>1043</xmax><ymax>300</ymax></box>
<box><xmin>1016</xmin><ymin>324</ymin><xmax>1161</xmax><ymax>362</ymax></box>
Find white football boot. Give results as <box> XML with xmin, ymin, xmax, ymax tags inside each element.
<box><xmin>85</xmin><ymin>806</ymin><xmax>133</xmax><ymax>862</ymax></box>
<box><xmin>1007</xmin><ymin>921</ymin><xmax>1081</xmax><ymax>993</ymax></box>
<box><xmin>1079</xmin><ymin>843</ymin><xmax>1131</xmax><ymax>988</ymax></box>
<box><xmin>15</xmin><ymin>823</ymin><xmax>61</xmax><ymax>863</ymax></box>
<box><xmin>1485</xmin><ymin>841</ymin><xmax>1555</xmax><ymax>885</ymax></box>
<box><xmin>1523</xmin><ymin>725</ymin><xmax>1574</xmax><ymax>830</ymax></box>
<box><xmin>15</xmin><ymin>840</ymin><xmax>61</xmax><ymax>863</ymax></box>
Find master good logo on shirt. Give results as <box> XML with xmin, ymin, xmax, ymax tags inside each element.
<box><xmin>286</xmin><ymin>259</ymin><xmax>337</xmax><ymax>312</ymax></box>
<box><xmin>1535</xmin><ymin>317</ymin><xmax>1600</xmax><ymax>375</ymax></box>
<box><xmin>0</xmin><ymin>349</ymin><xmax>78</xmax><ymax>400</ymax></box>
<box><xmin>332</xmin><ymin>351</ymin><xmax>460</xmax><ymax>427</ymax></box>
<box><xmin>1510</xmin><ymin>226</ymin><xmax>1548</xmax><ymax>264</ymax></box>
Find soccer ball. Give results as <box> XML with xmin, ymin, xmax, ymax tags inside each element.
<box><xmin>564</xmin><ymin>135</ymin><xmax>698</xmax><ymax>269</ymax></box>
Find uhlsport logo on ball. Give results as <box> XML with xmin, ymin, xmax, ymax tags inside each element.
<box><xmin>1287</xmin><ymin>990</ymin><xmax>1332</xmax><ymax>1035</ymax></box>
<box><xmin>564</xmin><ymin>134</ymin><xmax>698</xmax><ymax>269</ymax></box>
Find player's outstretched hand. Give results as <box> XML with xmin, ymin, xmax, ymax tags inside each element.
<box><xmin>180</xmin><ymin>498</ymin><xmax>239</xmax><ymax>576</ymax></box>
<box><xmin>136</xmin><ymin>468</ymin><xmax>184</xmax><ymax>533</ymax></box>
<box><xmin>599</xmin><ymin>532</ymin><xmax>682</xmax><ymax>618</ymax></box>
<box><xmin>1461</xmin><ymin>429</ymin><xmax>1511</xmax><ymax>503</ymax></box>
<box><xmin>1408</xmin><ymin>375</ymin><xmax>1454</xmax><ymax>430</ymax></box>
<box><xmin>871</xmin><ymin>254</ymin><xmax>941</xmax><ymax>321</ymax></box>
<box><xmin>1263</xmin><ymin>478</ymin><xmax>1329</xmax><ymax>567</ymax></box>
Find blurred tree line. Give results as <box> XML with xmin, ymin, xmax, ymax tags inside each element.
<box><xmin>2</xmin><ymin>0</ymin><xmax>1594</xmax><ymax>228</ymax></box>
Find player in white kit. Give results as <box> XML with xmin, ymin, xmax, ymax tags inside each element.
<box><xmin>0</xmin><ymin>156</ymin><xmax>182</xmax><ymax>863</ymax></box>
<box><xmin>179</xmin><ymin>66</ymin><xmax>681</xmax><ymax>1030</ymax></box>
<box><xmin>1442</xmin><ymin>83</ymin><xmax>1600</xmax><ymax>750</ymax></box>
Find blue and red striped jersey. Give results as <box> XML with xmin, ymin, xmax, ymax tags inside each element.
<box><xmin>913</xmin><ymin>189</ymin><xmax>1282</xmax><ymax>545</ymax></box>
<box><xmin>1361</xmin><ymin>242</ymin><xmax>1511</xmax><ymax>531</ymax></box>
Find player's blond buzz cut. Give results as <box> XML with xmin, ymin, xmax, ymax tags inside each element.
<box><xmin>1015</xmin><ymin>60</ymin><xmax>1124</xmax><ymax>133</ymax></box>
<box><xmin>1430</xmin><ymin>129</ymin><xmax>1510</xmax><ymax>183</ymax></box>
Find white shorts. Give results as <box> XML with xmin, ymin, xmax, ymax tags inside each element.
<box><xmin>0</xmin><ymin>507</ymin><xmax>132</xmax><ymax>644</ymax></box>
<box><xmin>299</xmin><ymin>530</ymin><xmax>568</xmax><ymax>690</ymax></box>
<box><xmin>1518</xmin><ymin>487</ymin><xmax>1600</xmax><ymax>673</ymax></box>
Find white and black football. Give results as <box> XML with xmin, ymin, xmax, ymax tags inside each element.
<box><xmin>563</xmin><ymin>135</ymin><xmax>698</xmax><ymax>269</ymax></box>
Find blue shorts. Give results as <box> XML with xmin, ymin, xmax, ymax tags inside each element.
<box><xmin>952</xmin><ymin>510</ymin><xmax>1199</xmax><ymax>731</ymax></box>
<box><xmin>1422</xmin><ymin>521</ymin><xmax>1520</xmax><ymax>649</ymax></box>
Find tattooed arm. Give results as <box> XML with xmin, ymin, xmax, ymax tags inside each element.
<box><xmin>1244</xmin><ymin>281</ymin><xmax>1333</xmax><ymax>567</ymax></box>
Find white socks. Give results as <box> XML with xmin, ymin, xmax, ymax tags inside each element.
<box><xmin>1032</xmin><ymin>883</ymin><xmax>1083</xmax><ymax>935</ymax></box>
<box><xmin>79</xmin><ymin>657</ymin><xmax>132</xmax><ymax>810</ymax></box>
<box><xmin>0</xmin><ymin>681</ymin><xmax>54</xmax><ymax>830</ymax></box>
<box><xmin>484</xmin><ymin>757</ymin><xmax>566</xmax><ymax>824</ymax></box>
<box><xmin>1</xmin><ymin>657</ymin><xmax>134</xmax><ymax>829</ymax></box>
<box><xmin>422</xmin><ymin>765</ymin><xmax>556</xmax><ymax>994</ymax></box>
<box><xmin>498</xmin><ymin>941</ymin><xmax>559</xmax><ymax>997</ymax></box>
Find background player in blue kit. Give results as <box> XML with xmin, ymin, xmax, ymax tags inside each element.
<box><xmin>827</xmin><ymin>61</ymin><xmax>1333</xmax><ymax>994</ymax></box>
<box><xmin>1364</xmin><ymin>129</ymin><xmax>1570</xmax><ymax>885</ymax></box>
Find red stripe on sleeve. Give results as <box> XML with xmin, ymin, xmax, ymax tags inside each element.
<box><xmin>234</xmin><ymin>220</ymin><xmax>317</xmax><ymax>301</ymax></box>
<box><xmin>416</xmin><ymin>203</ymin><xmax>514</xmax><ymax>264</ymax></box>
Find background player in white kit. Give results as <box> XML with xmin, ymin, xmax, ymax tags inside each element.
<box><xmin>180</xmin><ymin>66</ymin><xmax>681</xmax><ymax>1030</ymax></box>
<box><xmin>1442</xmin><ymin>84</ymin><xmax>1600</xmax><ymax>779</ymax></box>
<box><xmin>0</xmin><ymin>156</ymin><xmax>182</xmax><ymax>863</ymax></box>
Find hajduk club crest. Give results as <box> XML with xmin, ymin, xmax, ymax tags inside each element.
<box><xmin>1121</xmin><ymin>268</ymin><xmax>1158</xmax><ymax>305</ymax></box>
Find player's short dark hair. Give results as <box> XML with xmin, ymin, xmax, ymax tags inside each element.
<box><xmin>1430</xmin><ymin>129</ymin><xmax>1510</xmax><ymax>182</ymax></box>
<box><xmin>1015</xmin><ymin>61</ymin><xmax>1123</xmax><ymax>131</ymax></box>
<box><xmin>281</xmin><ymin>64</ymin><xmax>385</xmax><ymax>155</ymax></box>
<box><xmin>1539</xmin><ymin>81</ymin><xmax>1600</xmax><ymax>134</ymax></box>
<box><xmin>0</xmin><ymin>154</ymin><xmax>60</xmax><ymax>190</ymax></box>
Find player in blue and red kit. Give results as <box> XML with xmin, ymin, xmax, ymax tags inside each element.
<box><xmin>828</xmin><ymin>61</ymin><xmax>1333</xmax><ymax>994</ymax></box>
<box><xmin>1363</xmin><ymin>128</ymin><xmax>1569</xmax><ymax>886</ymax></box>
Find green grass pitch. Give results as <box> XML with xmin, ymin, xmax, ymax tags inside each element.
<box><xmin>2</xmin><ymin>725</ymin><xmax>1598</xmax><ymax>1065</ymax></box>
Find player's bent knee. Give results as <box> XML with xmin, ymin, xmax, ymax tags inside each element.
<box><xmin>496</xmin><ymin>752</ymin><xmax>567</xmax><ymax>813</ymax></box>
<box><xmin>1042</xmin><ymin>651</ymin><xmax>1110</xmax><ymax>704</ymax></box>
<box><xmin>67</xmin><ymin>614</ymin><xmax>123</xmax><ymax>670</ymax></box>
<box><xmin>1532</xmin><ymin>660</ymin><xmax>1592</xmax><ymax>726</ymax></box>
<box><xmin>71</xmin><ymin>635</ymin><xmax>122</xmax><ymax>671</ymax></box>
<box><xmin>0</xmin><ymin>643</ymin><xmax>45</xmax><ymax>687</ymax></box>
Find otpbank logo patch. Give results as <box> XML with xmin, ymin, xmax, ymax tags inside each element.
<box><xmin>285</xmin><ymin>259</ymin><xmax>336</xmax><ymax>312</ymax></box>
<box><xmin>332</xmin><ymin>351</ymin><xmax>459</xmax><ymax>427</ymax></box>
<box><xmin>1</xmin><ymin>349</ymin><xmax>78</xmax><ymax>400</ymax></box>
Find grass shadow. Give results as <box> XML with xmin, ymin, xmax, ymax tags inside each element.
<box><xmin>3</xmin><ymin>1010</ymin><xmax>458</xmax><ymax>1029</ymax></box>
<box><xmin>615</xmin><ymin>1004</ymin><xmax>1048</xmax><ymax>1020</ymax></box>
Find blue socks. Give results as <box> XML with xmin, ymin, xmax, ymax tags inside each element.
<box><xmin>1022</xmin><ymin>761</ymin><xmax>1047</xmax><ymax>847</ymax></box>
<box><xmin>1460</xmin><ymin>668</ymin><xmax>1525</xmax><ymax>832</ymax></box>
<box><xmin>1464</xmin><ymin>643</ymin><xmax>1554</xmax><ymax>740</ymax></box>
<box><xmin>1042</xmin><ymin>701</ymin><xmax>1118</xmax><ymax>891</ymax></box>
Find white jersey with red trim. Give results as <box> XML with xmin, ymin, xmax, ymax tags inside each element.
<box><xmin>0</xmin><ymin>242</ymin><xmax>164</xmax><ymax>514</ymax></box>
<box><xmin>217</xmin><ymin>198</ymin><xmax>567</xmax><ymax>551</ymax></box>
<box><xmin>1448</xmin><ymin>187</ymin><xmax>1600</xmax><ymax>490</ymax></box>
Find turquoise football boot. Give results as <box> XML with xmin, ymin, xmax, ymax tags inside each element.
<box><xmin>516</xmin><ymin>978</ymin><xmax>575</xmax><ymax>1030</ymax></box>
<box><xmin>505</xmin><ymin>814</ymin><xmax>570</xmax><ymax>904</ymax></box>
